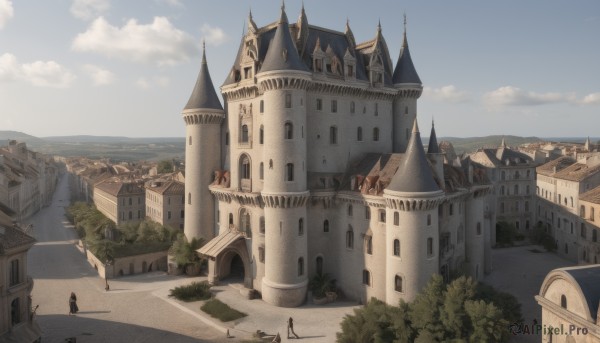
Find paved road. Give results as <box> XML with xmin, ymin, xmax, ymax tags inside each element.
<box><xmin>27</xmin><ymin>174</ymin><xmax>228</xmax><ymax>343</ymax></box>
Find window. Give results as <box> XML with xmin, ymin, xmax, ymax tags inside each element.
<box><xmin>259</xmin><ymin>162</ymin><xmax>264</xmax><ymax>180</ymax></box>
<box><xmin>476</xmin><ymin>223</ymin><xmax>481</xmax><ymax>235</ymax></box>
<box><xmin>347</xmin><ymin>65</ymin><xmax>354</xmax><ymax>77</ymax></box>
<box><xmin>362</xmin><ymin>269</ymin><xmax>371</xmax><ymax>286</ymax></box>
<box><xmin>427</xmin><ymin>237</ymin><xmax>433</xmax><ymax>257</ymax></box>
<box><xmin>316</xmin><ymin>256</ymin><xmax>323</xmax><ymax>275</ymax></box>
<box><xmin>500</xmin><ymin>186</ymin><xmax>505</xmax><ymax>195</ymax></box>
<box><xmin>500</xmin><ymin>202</ymin><xmax>505</xmax><ymax>213</ymax></box>
<box><xmin>10</xmin><ymin>259</ymin><xmax>19</xmax><ymax>286</ymax></box>
<box><xmin>316</xmin><ymin>98</ymin><xmax>323</xmax><ymax>110</ymax></box>
<box><xmin>128</xmin><ymin>211</ymin><xmax>132</xmax><ymax>220</ymax></box>
<box><xmin>323</xmin><ymin>219</ymin><xmax>329</xmax><ymax>232</ymax></box>
<box><xmin>286</xmin><ymin>163</ymin><xmax>294</xmax><ymax>181</ymax></box>
<box><xmin>241</xmin><ymin>155</ymin><xmax>251</xmax><ymax>179</ymax></box>
<box><xmin>241</xmin><ymin>208</ymin><xmax>251</xmax><ymax>237</ymax></box>
<box><xmin>526</xmin><ymin>220</ymin><xmax>530</xmax><ymax>230</ymax></box>
<box><xmin>259</xmin><ymin>217</ymin><xmax>265</xmax><ymax>234</ymax></box>
<box><xmin>394</xmin><ymin>212</ymin><xmax>399</xmax><ymax>226</ymax></box>
<box><xmin>346</xmin><ymin>225</ymin><xmax>354</xmax><ymax>249</ymax></box>
<box><xmin>365</xmin><ymin>207</ymin><xmax>371</xmax><ymax>220</ymax></box>
<box><xmin>526</xmin><ymin>185</ymin><xmax>530</xmax><ymax>195</ymax></box>
<box><xmin>357</xmin><ymin>127</ymin><xmax>363</xmax><ymax>141</ymax></box>
<box><xmin>561</xmin><ymin>294</ymin><xmax>567</xmax><ymax>309</ymax></box>
<box><xmin>525</xmin><ymin>201</ymin><xmax>529</xmax><ymax>212</ymax></box>
<box><xmin>593</xmin><ymin>229</ymin><xmax>597</xmax><ymax>242</ymax></box>
<box><xmin>379</xmin><ymin>210</ymin><xmax>386</xmax><ymax>222</ymax></box>
<box><xmin>284</xmin><ymin>122</ymin><xmax>293</xmax><ymax>139</ymax></box>
<box><xmin>365</xmin><ymin>236</ymin><xmax>372</xmax><ymax>255</ymax></box>
<box><xmin>395</xmin><ymin>275</ymin><xmax>403</xmax><ymax>292</ymax></box>
<box><xmin>11</xmin><ymin>298</ymin><xmax>20</xmax><ymax>325</ymax></box>
<box><xmin>129</xmin><ymin>198</ymin><xmax>132</xmax><ymax>205</ymax></box>
<box><xmin>181</xmin><ymin>210</ymin><xmax>184</xmax><ymax>219</ymax></box>
<box><xmin>330</xmin><ymin>126</ymin><xmax>338</xmax><ymax>144</ymax></box>
<box><xmin>241</xmin><ymin>125</ymin><xmax>249</xmax><ymax>143</ymax></box>
<box><xmin>393</xmin><ymin>239</ymin><xmax>400</xmax><ymax>256</ymax></box>
<box><xmin>348</xmin><ymin>204</ymin><xmax>353</xmax><ymax>216</ymax></box>
<box><xmin>591</xmin><ymin>207</ymin><xmax>595</xmax><ymax>221</ymax></box>
<box><xmin>259</xmin><ymin>125</ymin><xmax>264</xmax><ymax>144</ymax></box>
<box><xmin>374</xmin><ymin>103</ymin><xmax>378</xmax><ymax>116</ymax></box>
<box><xmin>581</xmin><ymin>206</ymin><xmax>586</xmax><ymax>218</ymax></box>
<box><xmin>514</xmin><ymin>185</ymin><xmax>519</xmax><ymax>195</ymax></box>
<box><xmin>501</xmin><ymin>171</ymin><xmax>506</xmax><ymax>180</ymax></box>
<box><xmin>259</xmin><ymin>246</ymin><xmax>265</xmax><ymax>262</ymax></box>
<box><xmin>373</xmin><ymin>127</ymin><xmax>380</xmax><ymax>141</ymax></box>
<box><xmin>404</xmin><ymin>106</ymin><xmax>408</xmax><ymax>114</ymax></box>
<box><xmin>260</xmin><ymin>100</ymin><xmax>264</xmax><ymax>113</ymax></box>
<box><xmin>449</xmin><ymin>204</ymin><xmax>454</xmax><ymax>215</ymax></box>
<box><xmin>298</xmin><ymin>258</ymin><xmax>304</xmax><ymax>276</ymax></box>
<box><xmin>350</xmin><ymin>101</ymin><xmax>355</xmax><ymax>114</ymax></box>
<box><xmin>515</xmin><ymin>171</ymin><xmax>520</xmax><ymax>179</ymax></box>
<box><xmin>285</xmin><ymin>93</ymin><xmax>292</xmax><ymax>108</ymax></box>
<box><xmin>581</xmin><ymin>224</ymin><xmax>586</xmax><ymax>238</ymax></box>
<box><xmin>168</xmin><ymin>211</ymin><xmax>172</xmax><ymax>219</ymax></box>
<box><xmin>299</xmin><ymin>218</ymin><xmax>304</xmax><ymax>236</ymax></box>
<box><xmin>331</xmin><ymin>100</ymin><xmax>337</xmax><ymax>113</ymax></box>
<box><xmin>427</xmin><ymin>214</ymin><xmax>432</xmax><ymax>226</ymax></box>
<box><xmin>188</xmin><ymin>136</ymin><xmax>192</xmax><ymax>145</ymax></box>
<box><xmin>229</xmin><ymin>213</ymin><xmax>234</xmax><ymax>226</ymax></box>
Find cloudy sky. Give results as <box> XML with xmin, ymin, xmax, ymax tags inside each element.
<box><xmin>1</xmin><ymin>0</ymin><xmax>599</xmax><ymax>138</ymax></box>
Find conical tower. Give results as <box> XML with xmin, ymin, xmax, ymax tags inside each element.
<box><xmin>392</xmin><ymin>14</ymin><xmax>423</xmax><ymax>153</ymax></box>
<box><xmin>384</xmin><ymin>119</ymin><xmax>443</xmax><ymax>303</ymax></box>
<box><xmin>256</xmin><ymin>3</ymin><xmax>312</xmax><ymax>307</ymax></box>
<box><xmin>182</xmin><ymin>43</ymin><xmax>224</xmax><ymax>241</ymax></box>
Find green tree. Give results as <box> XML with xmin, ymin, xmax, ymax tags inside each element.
<box><xmin>408</xmin><ymin>274</ymin><xmax>445</xmax><ymax>341</ymax></box>
<box><xmin>337</xmin><ymin>298</ymin><xmax>407</xmax><ymax>343</ymax></box>
<box><xmin>465</xmin><ymin>300</ymin><xmax>508</xmax><ymax>342</ymax></box>
<box><xmin>157</xmin><ymin>160</ymin><xmax>173</xmax><ymax>174</ymax></box>
<box><xmin>440</xmin><ymin>276</ymin><xmax>477</xmax><ymax>339</ymax></box>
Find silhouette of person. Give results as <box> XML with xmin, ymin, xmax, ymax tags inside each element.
<box><xmin>68</xmin><ymin>292</ymin><xmax>78</xmax><ymax>315</ymax></box>
<box><xmin>287</xmin><ymin>317</ymin><xmax>299</xmax><ymax>339</ymax></box>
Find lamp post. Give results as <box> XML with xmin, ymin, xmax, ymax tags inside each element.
<box><xmin>105</xmin><ymin>257</ymin><xmax>112</xmax><ymax>291</ymax></box>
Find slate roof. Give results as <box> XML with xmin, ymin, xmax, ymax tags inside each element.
<box><xmin>387</xmin><ymin>120</ymin><xmax>440</xmax><ymax>193</ymax></box>
<box><xmin>469</xmin><ymin>146</ymin><xmax>534</xmax><ymax>169</ymax></box>
<box><xmin>427</xmin><ymin>121</ymin><xmax>440</xmax><ymax>154</ymax></box>
<box><xmin>392</xmin><ymin>31</ymin><xmax>422</xmax><ymax>85</ymax></box>
<box><xmin>564</xmin><ymin>265</ymin><xmax>600</xmax><ymax>321</ymax></box>
<box><xmin>146</xmin><ymin>180</ymin><xmax>185</xmax><ymax>195</ymax></box>
<box><xmin>0</xmin><ymin>223</ymin><xmax>36</xmax><ymax>254</ymax></box>
<box><xmin>580</xmin><ymin>185</ymin><xmax>600</xmax><ymax>204</ymax></box>
<box><xmin>259</xmin><ymin>6</ymin><xmax>309</xmax><ymax>74</ymax></box>
<box><xmin>184</xmin><ymin>44</ymin><xmax>223</xmax><ymax>111</ymax></box>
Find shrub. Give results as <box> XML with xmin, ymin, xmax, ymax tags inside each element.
<box><xmin>169</xmin><ymin>281</ymin><xmax>212</xmax><ymax>302</ymax></box>
<box><xmin>309</xmin><ymin>273</ymin><xmax>336</xmax><ymax>299</ymax></box>
<box><xmin>201</xmin><ymin>299</ymin><xmax>246</xmax><ymax>322</ymax></box>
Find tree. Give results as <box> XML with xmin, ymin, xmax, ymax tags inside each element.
<box><xmin>440</xmin><ymin>276</ymin><xmax>477</xmax><ymax>339</ymax></box>
<box><xmin>495</xmin><ymin>221</ymin><xmax>517</xmax><ymax>247</ymax></box>
<box><xmin>408</xmin><ymin>274</ymin><xmax>446</xmax><ymax>341</ymax></box>
<box><xmin>157</xmin><ymin>160</ymin><xmax>173</xmax><ymax>174</ymax></box>
<box><xmin>465</xmin><ymin>300</ymin><xmax>508</xmax><ymax>342</ymax></box>
<box><xmin>309</xmin><ymin>272</ymin><xmax>336</xmax><ymax>299</ymax></box>
<box><xmin>337</xmin><ymin>298</ymin><xmax>409</xmax><ymax>343</ymax></box>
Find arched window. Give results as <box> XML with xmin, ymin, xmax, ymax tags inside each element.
<box><xmin>330</xmin><ymin>126</ymin><xmax>338</xmax><ymax>144</ymax></box>
<box><xmin>393</xmin><ymin>239</ymin><xmax>400</xmax><ymax>256</ymax></box>
<box><xmin>348</xmin><ymin>204</ymin><xmax>353</xmax><ymax>216</ymax></box>
<box><xmin>259</xmin><ymin>162</ymin><xmax>264</xmax><ymax>180</ymax></box>
<box><xmin>240</xmin><ymin>208</ymin><xmax>251</xmax><ymax>237</ymax></box>
<box><xmin>395</xmin><ymin>275</ymin><xmax>403</xmax><ymax>292</ymax></box>
<box><xmin>373</xmin><ymin>127</ymin><xmax>380</xmax><ymax>141</ymax></box>
<box><xmin>284</xmin><ymin>122</ymin><xmax>293</xmax><ymax>139</ymax></box>
<box><xmin>365</xmin><ymin>235</ymin><xmax>372</xmax><ymax>255</ymax></box>
<box><xmin>286</xmin><ymin>163</ymin><xmax>294</xmax><ymax>181</ymax></box>
<box><xmin>362</xmin><ymin>269</ymin><xmax>370</xmax><ymax>286</ymax></box>
<box><xmin>259</xmin><ymin>216</ymin><xmax>265</xmax><ymax>234</ymax></box>
<box><xmin>560</xmin><ymin>294</ymin><xmax>567</xmax><ymax>309</ymax></box>
<box><xmin>259</xmin><ymin>125</ymin><xmax>264</xmax><ymax>144</ymax></box>
<box><xmin>394</xmin><ymin>212</ymin><xmax>399</xmax><ymax>226</ymax></box>
<box><xmin>316</xmin><ymin>256</ymin><xmax>323</xmax><ymax>275</ymax></box>
<box><xmin>346</xmin><ymin>225</ymin><xmax>354</xmax><ymax>249</ymax></box>
<box><xmin>357</xmin><ymin>127</ymin><xmax>363</xmax><ymax>141</ymax></box>
<box><xmin>240</xmin><ymin>155</ymin><xmax>251</xmax><ymax>179</ymax></box>
<box><xmin>298</xmin><ymin>257</ymin><xmax>304</xmax><ymax>276</ymax></box>
<box><xmin>241</xmin><ymin>124</ymin><xmax>249</xmax><ymax>143</ymax></box>
<box><xmin>298</xmin><ymin>218</ymin><xmax>304</xmax><ymax>236</ymax></box>
<box><xmin>323</xmin><ymin>220</ymin><xmax>329</xmax><ymax>233</ymax></box>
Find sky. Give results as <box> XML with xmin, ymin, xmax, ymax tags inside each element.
<box><xmin>0</xmin><ymin>0</ymin><xmax>599</xmax><ymax>138</ymax></box>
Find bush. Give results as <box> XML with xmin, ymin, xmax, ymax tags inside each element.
<box><xmin>496</xmin><ymin>221</ymin><xmax>517</xmax><ymax>247</ymax></box>
<box><xmin>530</xmin><ymin>223</ymin><xmax>556</xmax><ymax>252</ymax></box>
<box><xmin>169</xmin><ymin>281</ymin><xmax>212</xmax><ymax>302</ymax></box>
<box><xmin>309</xmin><ymin>273</ymin><xmax>336</xmax><ymax>299</ymax></box>
<box><xmin>201</xmin><ymin>299</ymin><xmax>246</xmax><ymax>322</ymax></box>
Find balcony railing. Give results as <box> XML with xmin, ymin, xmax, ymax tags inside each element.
<box><xmin>240</xmin><ymin>178</ymin><xmax>252</xmax><ymax>193</ymax></box>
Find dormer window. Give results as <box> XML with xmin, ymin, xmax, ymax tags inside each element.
<box><xmin>315</xmin><ymin>59</ymin><xmax>323</xmax><ymax>72</ymax></box>
<box><xmin>244</xmin><ymin>67</ymin><xmax>252</xmax><ymax>79</ymax></box>
<box><xmin>347</xmin><ymin>65</ymin><xmax>353</xmax><ymax>77</ymax></box>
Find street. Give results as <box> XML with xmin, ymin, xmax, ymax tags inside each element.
<box><xmin>27</xmin><ymin>174</ymin><xmax>228</xmax><ymax>343</ymax></box>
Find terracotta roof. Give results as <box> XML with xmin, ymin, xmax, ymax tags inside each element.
<box><xmin>95</xmin><ymin>179</ymin><xmax>144</xmax><ymax>197</ymax></box>
<box><xmin>553</xmin><ymin>162</ymin><xmax>600</xmax><ymax>182</ymax></box>
<box><xmin>146</xmin><ymin>180</ymin><xmax>185</xmax><ymax>195</ymax></box>
<box><xmin>580</xmin><ymin>185</ymin><xmax>600</xmax><ymax>204</ymax></box>
<box><xmin>536</xmin><ymin>156</ymin><xmax>575</xmax><ymax>176</ymax></box>
<box><xmin>0</xmin><ymin>224</ymin><xmax>36</xmax><ymax>254</ymax></box>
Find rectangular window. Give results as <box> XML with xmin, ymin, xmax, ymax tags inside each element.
<box><xmin>379</xmin><ymin>210</ymin><xmax>386</xmax><ymax>223</ymax></box>
<box><xmin>347</xmin><ymin>65</ymin><xmax>353</xmax><ymax>77</ymax></box>
<box><xmin>10</xmin><ymin>259</ymin><xmax>19</xmax><ymax>286</ymax></box>
<box><xmin>260</xmin><ymin>100</ymin><xmax>264</xmax><ymax>113</ymax></box>
<box><xmin>427</xmin><ymin>238</ymin><xmax>433</xmax><ymax>257</ymax></box>
<box><xmin>316</xmin><ymin>98</ymin><xmax>322</xmax><ymax>111</ymax></box>
<box><xmin>259</xmin><ymin>247</ymin><xmax>265</xmax><ymax>263</ymax></box>
<box><xmin>168</xmin><ymin>211</ymin><xmax>172</xmax><ymax>219</ymax></box>
<box><xmin>331</xmin><ymin>100</ymin><xmax>337</xmax><ymax>113</ymax></box>
<box><xmin>285</xmin><ymin>93</ymin><xmax>292</xmax><ymax>108</ymax></box>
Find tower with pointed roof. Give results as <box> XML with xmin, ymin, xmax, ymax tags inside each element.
<box><xmin>182</xmin><ymin>43</ymin><xmax>224</xmax><ymax>241</ymax></box>
<box><xmin>383</xmin><ymin>120</ymin><xmax>443</xmax><ymax>302</ymax></box>
<box><xmin>392</xmin><ymin>14</ymin><xmax>423</xmax><ymax>153</ymax></box>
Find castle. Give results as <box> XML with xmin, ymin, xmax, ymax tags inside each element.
<box><xmin>184</xmin><ymin>4</ymin><xmax>494</xmax><ymax>307</ymax></box>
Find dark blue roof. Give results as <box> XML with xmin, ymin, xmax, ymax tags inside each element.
<box><xmin>184</xmin><ymin>46</ymin><xmax>223</xmax><ymax>111</ymax></box>
<box><xmin>565</xmin><ymin>266</ymin><xmax>600</xmax><ymax>321</ymax></box>
<box><xmin>259</xmin><ymin>7</ymin><xmax>308</xmax><ymax>73</ymax></box>
<box><xmin>392</xmin><ymin>33</ymin><xmax>422</xmax><ymax>85</ymax></box>
<box><xmin>427</xmin><ymin>122</ymin><xmax>440</xmax><ymax>154</ymax></box>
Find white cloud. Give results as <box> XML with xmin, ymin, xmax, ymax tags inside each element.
<box><xmin>136</xmin><ymin>76</ymin><xmax>169</xmax><ymax>89</ymax></box>
<box><xmin>72</xmin><ymin>16</ymin><xmax>198</xmax><ymax>66</ymax></box>
<box><xmin>0</xmin><ymin>0</ymin><xmax>14</xmax><ymax>29</ymax></box>
<box><xmin>423</xmin><ymin>85</ymin><xmax>470</xmax><ymax>103</ymax></box>
<box><xmin>0</xmin><ymin>53</ymin><xmax>75</xmax><ymax>88</ymax></box>
<box><xmin>70</xmin><ymin>0</ymin><xmax>109</xmax><ymax>20</ymax></box>
<box><xmin>158</xmin><ymin>0</ymin><xmax>183</xmax><ymax>7</ymax></box>
<box><xmin>83</xmin><ymin>64</ymin><xmax>115</xmax><ymax>85</ymax></box>
<box><xmin>483</xmin><ymin>86</ymin><xmax>600</xmax><ymax>107</ymax></box>
<box><xmin>201</xmin><ymin>24</ymin><xmax>227</xmax><ymax>46</ymax></box>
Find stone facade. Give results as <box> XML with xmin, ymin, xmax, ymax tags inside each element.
<box><xmin>145</xmin><ymin>180</ymin><xmax>185</xmax><ymax>230</ymax></box>
<box><xmin>185</xmin><ymin>5</ymin><xmax>493</xmax><ymax>307</ymax></box>
<box><xmin>93</xmin><ymin>179</ymin><xmax>145</xmax><ymax>226</ymax></box>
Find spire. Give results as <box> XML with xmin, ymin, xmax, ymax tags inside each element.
<box><xmin>248</xmin><ymin>8</ymin><xmax>257</xmax><ymax>33</ymax></box>
<box><xmin>392</xmin><ymin>14</ymin><xmax>422</xmax><ymax>85</ymax></box>
<box><xmin>345</xmin><ymin>18</ymin><xmax>356</xmax><ymax>50</ymax></box>
<box><xmin>500</xmin><ymin>136</ymin><xmax>507</xmax><ymax>148</ymax></box>
<box><xmin>296</xmin><ymin>1</ymin><xmax>309</xmax><ymax>55</ymax></box>
<box><xmin>260</xmin><ymin>2</ymin><xmax>308</xmax><ymax>73</ymax></box>
<box><xmin>585</xmin><ymin>136</ymin><xmax>591</xmax><ymax>150</ymax></box>
<box><xmin>427</xmin><ymin>119</ymin><xmax>440</xmax><ymax>154</ymax></box>
<box><xmin>387</xmin><ymin>119</ymin><xmax>441</xmax><ymax>193</ymax></box>
<box><xmin>183</xmin><ymin>42</ymin><xmax>223</xmax><ymax>111</ymax></box>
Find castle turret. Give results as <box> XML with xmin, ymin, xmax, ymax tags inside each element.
<box><xmin>256</xmin><ymin>4</ymin><xmax>312</xmax><ymax>307</ymax></box>
<box><xmin>182</xmin><ymin>43</ymin><xmax>224</xmax><ymax>241</ymax></box>
<box><xmin>392</xmin><ymin>15</ymin><xmax>423</xmax><ymax>153</ymax></box>
<box><xmin>384</xmin><ymin>120</ymin><xmax>443</xmax><ymax>303</ymax></box>
<box><xmin>427</xmin><ymin>120</ymin><xmax>445</xmax><ymax>189</ymax></box>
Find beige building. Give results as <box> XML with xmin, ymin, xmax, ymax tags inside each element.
<box><xmin>0</xmin><ymin>215</ymin><xmax>41</xmax><ymax>342</ymax></box>
<box><xmin>536</xmin><ymin>265</ymin><xmax>600</xmax><ymax>343</ymax></box>
<box><xmin>94</xmin><ymin>179</ymin><xmax>145</xmax><ymax>226</ymax></box>
<box><xmin>145</xmin><ymin>180</ymin><xmax>185</xmax><ymax>230</ymax></box>
<box><xmin>185</xmin><ymin>5</ymin><xmax>493</xmax><ymax>308</ymax></box>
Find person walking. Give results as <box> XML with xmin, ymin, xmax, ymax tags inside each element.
<box><xmin>69</xmin><ymin>292</ymin><xmax>78</xmax><ymax>315</ymax></box>
<box><xmin>287</xmin><ymin>317</ymin><xmax>299</xmax><ymax>339</ymax></box>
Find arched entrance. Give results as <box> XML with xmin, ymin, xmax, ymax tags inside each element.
<box><xmin>217</xmin><ymin>250</ymin><xmax>247</xmax><ymax>283</ymax></box>
<box><xmin>199</xmin><ymin>231</ymin><xmax>253</xmax><ymax>289</ymax></box>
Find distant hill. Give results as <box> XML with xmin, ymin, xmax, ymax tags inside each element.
<box><xmin>0</xmin><ymin>130</ymin><xmax>45</xmax><ymax>144</ymax></box>
<box><xmin>427</xmin><ymin>135</ymin><xmax>543</xmax><ymax>155</ymax></box>
<box><xmin>42</xmin><ymin>135</ymin><xmax>184</xmax><ymax>144</ymax></box>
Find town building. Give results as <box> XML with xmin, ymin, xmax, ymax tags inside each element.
<box><xmin>93</xmin><ymin>178</ymin><xmax>145</xmax><ymax>226</ymax></box>
<box><xmin>536</xmin><ymin>265</ymin><xmax>600</xmax><ymax>343</ymax></box>
<box><xmin>145</xmin><ymin>179</ymin><xmax>185</xmax><ymax>230</ymax></box>
<box><xmin>185</xmin><ymin>5</ymin><xmax>493</xmax><ymax>307</ymax></box>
